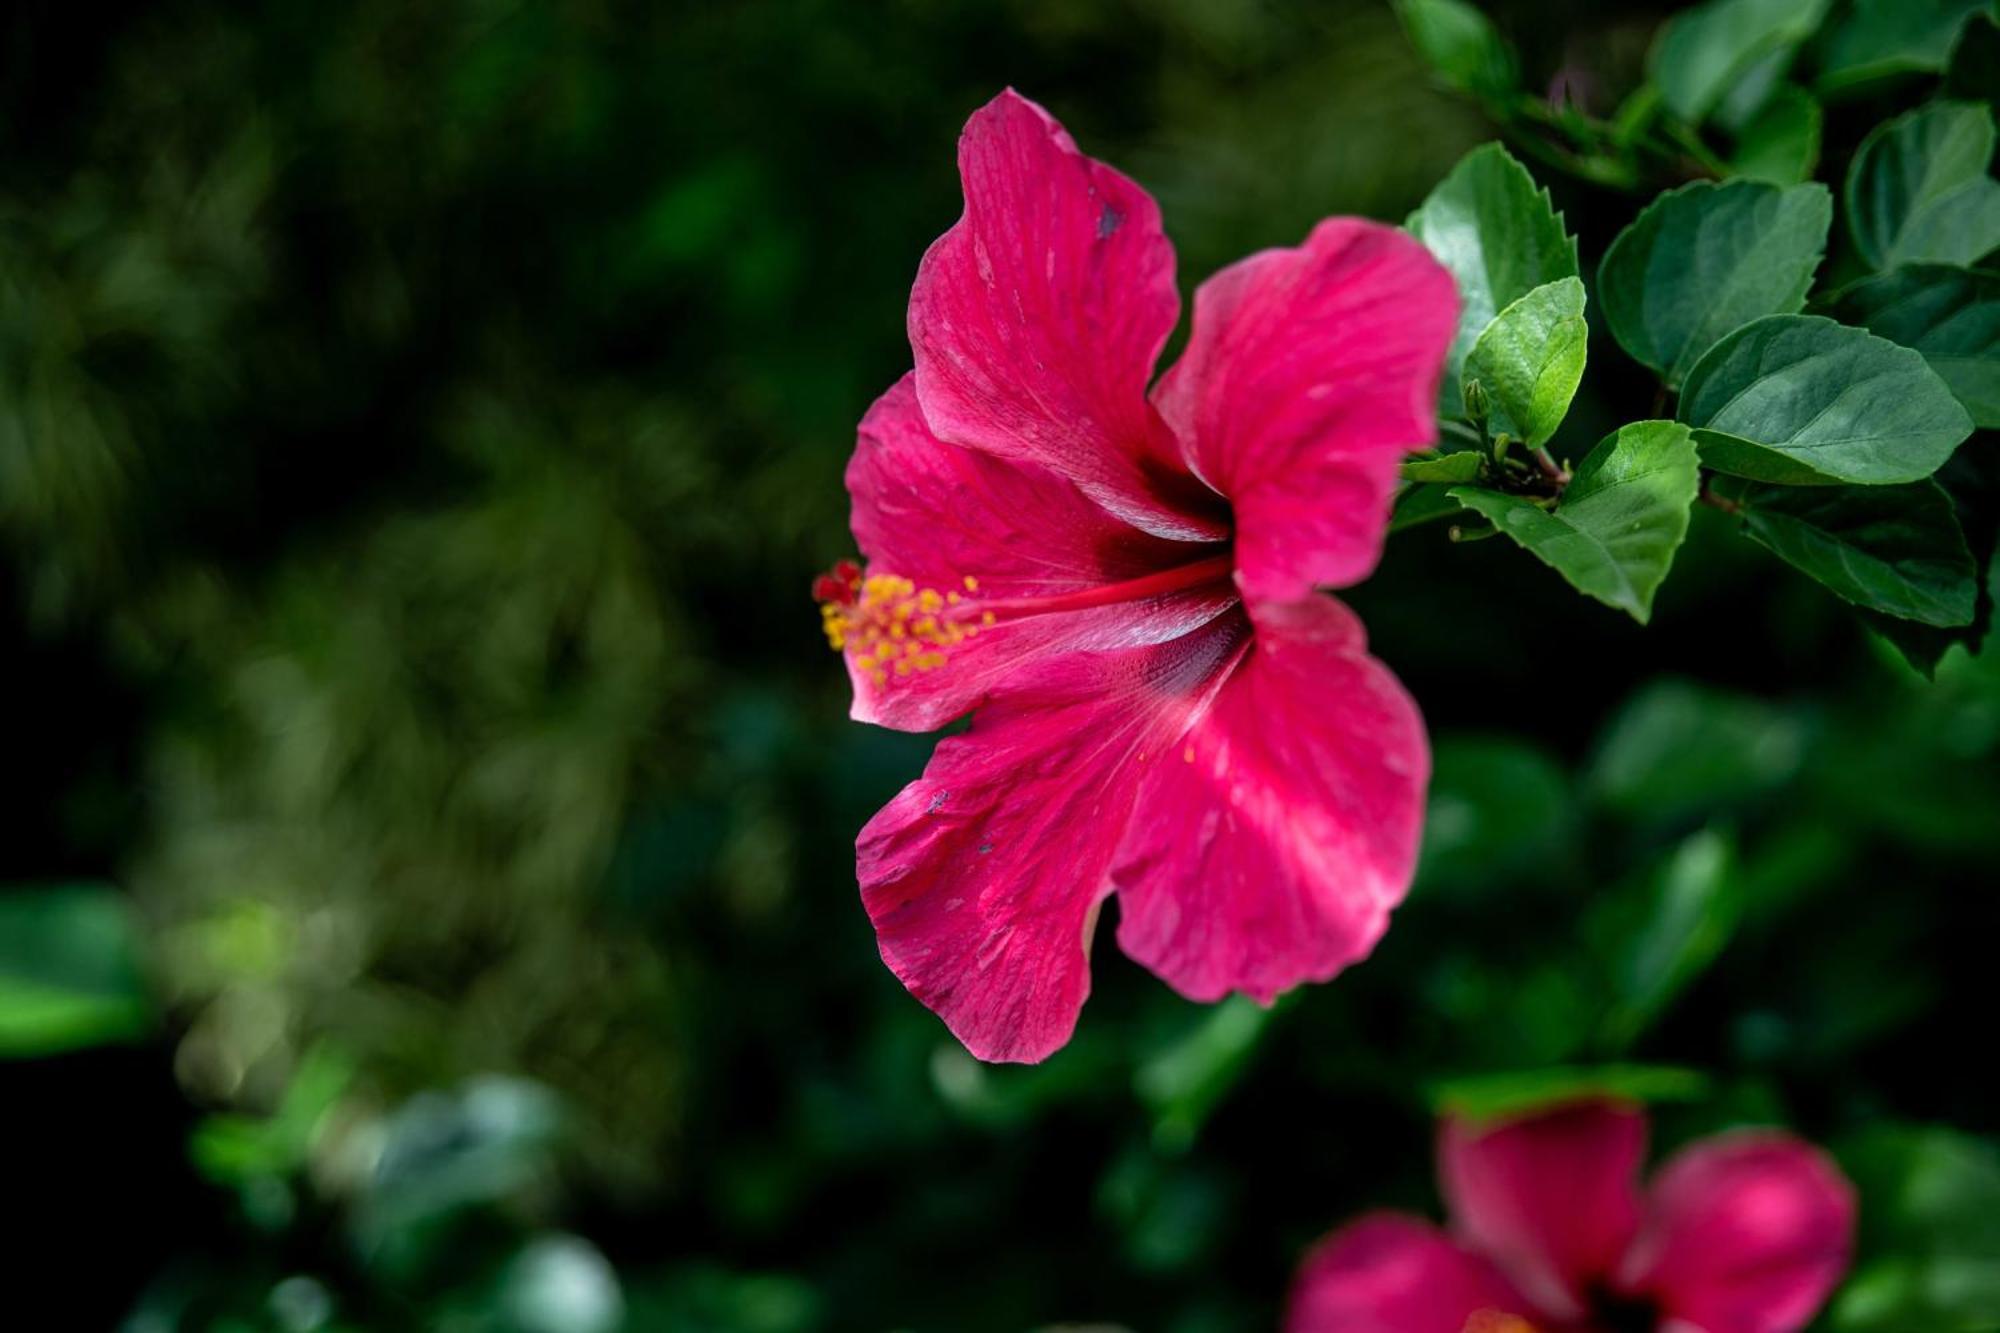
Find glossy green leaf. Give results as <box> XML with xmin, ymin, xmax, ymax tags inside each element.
<box><xmin>1726</xmin><ymin>478</ymin><xmax>1978</xmax><ymax>625</ymax></box>
<box><xmin>1729</xmin><ymin>84</ymin><xmax>1822</xmax><ymax>184</ymax></box>
<box><xmin>1679</xmin><ymin>315</ymin><xmax>1973</xmax><ymax>484</ymax></box>
<box><xmin>0</xmin><ymin>883</ymin><xmax>151</xmax><ymax>1058</ymax></box>
<box><xmin>1399</xmin><ymin>451</ymin><xmax>1486</xmax><ymax>484</ymax></box>
<box><xmin>1407</xmin><ymin>144</ymin><xmax>1579</xmax><ymax>415</ymax></box>
<box><xmin>1390</xmin><ymin>481</ymin><xmax>1464</xmax><ymax>532</ymax></box>
<box><xmin>1649</xmin><ymin>0</ymin><xmax>1831</xmax><ymax>123</ymax></box>
<box><xmin>1450</xmin><ymin>420</ymin><xmax>1699</xmax><ymax>622</ymax></box>
<box><xmin>1392</xmin><ymin>0</ymin><xmax>1518</xmax><ymax>100</ymax></box>
<box><xmin>1818</xmin><ymin>0</ymin><xmax>1991</xmax><ymax>91</ymax></box>
<box><xmin>1834</xmin><ymin>1125</ymin><xmax>2000</xmax><ymax>1332</ymax></box>
<box><xmin>1846</xmin><ymin>101</ymin><xmax>2000</xmax><ymax>271</ymax></box>
<box><xmin>1464</xmin><ymin>276</ymin><xmax>1588</xmax><ymax>447</ymax></box>
<box><xmin>1833</xmin><ymin>264</ymin><xmax>2000</xmax><ymax>427</ymax></box>
<box><xmin>1598</xmin><ymin>179</ymin><xmax>1830</xmax><ymax>387</ymax></box>
<box><xmin>1431</xmin><ymin>1064</ymin><xmax>1708</xmax><ymax>1125</ymax></box>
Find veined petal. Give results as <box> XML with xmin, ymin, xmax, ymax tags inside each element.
<box><xmin>1153</xmin><ymin>218</ymin><xmax>1457</xmax><ymax>601</ymax></box>
<box><xmin>1437</xmin><ymin>1100</ymin><xmax>1648</xmax><ymax>1323</ymax></box>
<box><xmin>857</xmin><ymin>618</ymin><xmax>1248</xmax><ymax>1064</ymax></box>
<box><xmin>1617</xmin><ymin>1131</ymin><xmax>1855</xmax><ymax>1333</ymax></box>
<box><xmin>909</xmin><ymin>90</ymin><xmax>1224</xmax><ymax>542</ymax></box>
<box><xmin>1286</xmin><ymin>1213</ymin><xmax>1531</xmax><ymax>1333</ymax></box>
<box><xmin>841</xmin><ymin>375</ymin><xmax>1234</xmax><ymax>732</ymax></box>
<box><xmin>1111</xmin><ymin>594</ymin><xmax>1426</xmax><ymax>1003</ymax></box>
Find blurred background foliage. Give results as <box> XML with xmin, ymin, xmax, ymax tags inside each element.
<box><xmin>2</xmin><ymin>0</ymin><xmax>1996</xmax><ymax>1329</ymax></box>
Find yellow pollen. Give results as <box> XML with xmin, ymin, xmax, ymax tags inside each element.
<box><xmin>815</xmin><ymin>566</ymin><xmax>989</xmax><ymax>689</ymax></box>
<box><xmin>1182</xmin><ymin>745</ymin><xmax>1195</xmax><ymax>763</ymax></box>
<box><xmin>1462</xmin><ymin>1314</ymin><xmax>1538</xmax><ymax>1333</ymax></box>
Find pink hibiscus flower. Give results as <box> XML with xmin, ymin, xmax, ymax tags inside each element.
<box><xmin>1287</xmin><ymin>1099</ymin><xmax>1856</xmax><ymax>1333</ymax></box>
<box><xmin>817</xmin><ymin>89</ymin><xmax>1457</xmax><ymax>1063</ymax></box>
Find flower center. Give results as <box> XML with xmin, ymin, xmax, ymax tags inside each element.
<box><xmin>1589</xmin><ymin>1287</ymin><xmax>1656</xmax><ymax>1333</ymax></box>
<box><xmin>814</xmin><ymin>561</ymin><xmax>995</xmax><ymax>688</ymax></box>
<box><xmin>812</xmin><ymin>552</ymin><xmax>1236</xmax><ymax>689</ymax></box>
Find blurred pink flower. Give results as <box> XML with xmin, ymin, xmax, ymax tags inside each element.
<box><xmin>817</xmin><ymin>89</ymin><xmax>1456</xmax><ymax>1062</ymax></box>
<box><xmin>1287</xmin><ymin>1099</ymin><xmax>1856</xmax><ymax>1333</ymax></box>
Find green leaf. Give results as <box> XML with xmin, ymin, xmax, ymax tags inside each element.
<box><xmin>1135</xmin><ymin>996</ymin><xmax>1278</xmax><ymax>1155</ymax></box>
<box><xmin>1833</xmin><ymin>263</ymin><xmax>2000</xmax><ymax>427</ymax></box>
<box><xmin>1729</xmin><ymin>84</ymin><xmax>1822</xmax><ymax>184</ymax></box>
<box><xmin>1818</xmin><ymin>0</ymin><xmax>1991</xmax><ymax>91</ymax></box>
<box><xmin>1390</xmin><ymin>481</ymin><xmax>1464</xmax><ymax>532</ymax></box>
<box><xmin>0</xmin><ymin>884</ymin><xmax>151</xmax><ymax>1058</ymax></box>
<box><xmin>1407</xmin><ymin>144</ymin><xmax>1579</xmax><ymax>415</ymax></box>
<box><xmin>1399</xmin><ymin>451</ymin><xmax>1486</xmax><ymax>484</ymax></box>
<box><xmin>1588</xmin><ymin>679</ymin><xmax>1808</xmax><ymax>820</ymax></box>
<box><xmin>1599</xmin><ymin>830</ymin><xmax>1739</xmax><ymax>1050</ymax></box>
<box><xmin>1862</xmin><ymin>448</ymin><xmax>2000</xmax><ymax>673</ymax></box>
<box><xmin>1678</xmin><ymin>314</ymin><xmax>1973</xmax><ymax>484</ymax></box>
<box><xmin>1431</xmin><ymin>1064</ymin><xmax>1709</xmax><ymax>1125</ymax></box>
<box><xmin>1449</xmin><ymin>420</ymin><xmax>1699</xmax><ymax>622</ymax></box>
<box><xmin>1834</xmin><ymin>1126</ymin><xmax>2000</xmax><ymax>1332</ymax></box>
<box><xmin>1464</xmin><ymin>277</ymin><xmax>1588</xmax><ymax>448</ymax></box>
<box><xmin>1418</xmin><ymin>739</ymin><xmax>1573</xmax><ymax>896</ymax></box>
<box><xmin>1391</xmin><ymin>0</ymin><xmax>1518</xmax><ymax>100</ymax></box>
<box><xmin>1598</xmin><ymin>179</ymin><xmax>1831</xmax><ymax>388</ymax></box>
<box><xmin>1649</xmin><ymin>0</ymin><xmax>1832</xmax><ymax>123</ymax></box>
<box><xmin>1846</xmin><ymin>101</ymin><xmax>2000</xmax><ymax>271</ymax></box>
<box><xmin>1724</xmin><ymin>478</ymin><xmax>1978</xmax><ymax>625</ymax></box>
<box><xmin>1943</xmin><ymin>11</ymin><xmax>2000</xmax><ymax>103</ymax></box>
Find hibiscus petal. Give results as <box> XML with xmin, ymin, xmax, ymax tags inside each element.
<box><xmin>843</xmin><ymin>374</ymin><xmax>1235</xmax><ymax>732</ymax></box>
<box><xmin>908</xmin><ymin>90</ymin><xmax>1224</xmax><ymax>542</ymax></box>
<box><xmin>1616</xmin><ymin>1131</ymin><xmax>1855</xmax><ymax>1333</ymax></box>
<box><xmin>1152</xmin><ymin>217</ymin><xmax>1458</xmax><ymax>601</ymax></box>
<box><xmin>858</xmin><ymin>619</ymin><xmax>1249</xmax><ymax>1063</ymax></box>
<box><xmin>1110</xmin><ymin>594</ymin><xmax>1426</xmax><ymax>1003</ymax></box>
<box><xmin>1286</xmin><ymin>1212</ymin><xmax>1531</xmax><ymax>1333</ymax></box>
<box><xmin>1437</xmin><ymin>1100</ymin><xmax>1648</xmax><ymax>1323</ymax></box>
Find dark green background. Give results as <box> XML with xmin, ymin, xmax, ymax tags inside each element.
<box><xmin>4</xmin><ymin>1</ymin><xmax>1995</xmax><ymax>1329</ymax></box>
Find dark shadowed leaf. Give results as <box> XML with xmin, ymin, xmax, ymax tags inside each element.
<box><xmin>0</xmin><ymin>883</ymin><xmax>151</xmax><ymax>1057</ymax></box>
<box><xmin>1846</xmin><ymin>101</ymin><xmax>2000</xmax><ymax>271</ymax></box>
<box><xmin>1862</xmin><ymin>448</ymin><xmax>2000</xmax><ymax>673</ymax></box>
<box><xmin>1597</xmin><ymin>830</ymin><xmax>1739</xmax><ymax>1051</ymax></box>
<box><xmin>1598</xmin><ymin>179</ymin><xmax>1830</xmax><ymax>387</ymax></box>
<box><xmin>1834</xmin><ymin>1125</ymin><xmax>2000</xmax><ymax>1332</ymax></box>
<box><xmin>1818</xmin><ymin>0</ymin><xmax>1991</xmax><ymax>91</ymax></box>
<box><xmin>1679</xmin><ymin>315</ymin><xmax>1972</xmax><ymax>483</ymax></box>
<box><xmin>1418</xmin><ymin>738</ymin><xmax>1573</xmax><ymax>896</ymax></box>
<box><xmin>1450</xmin><ymin>420</ymin><xmax>1699</xmax><ymax>621</ymax></box>
<box><xmin>1729</xmin><ymin>84</ymin><xmax>1822</xmax><ymax>185</ymax></box>
<box><xmin>1832</xmin><ymin>264</ymin><xmax>2000</xmax><ymax>427</ymax></box>
<box><xmin>1391</xmin><ymin>480</ymin><xmax>1466</xmax><ymax>532</ymax></box>
<box><xmin>1392</xmin><ymin>0</ymin><xmax>1518</xmax><ymax>100</ymax></box>
<box><xmin>1944</xmin><ymin>11</ymin><xmax>2000</xmax><ymax>103</ymax></box>
<box><xmin>1724</xmin><ymin>478</ymin><xmax>1977</xmax><ymax>625</ymax></box>
<box><xmin>1407</xmin><ymin>143</ymin><xmax>1578</xmax><ymax>415</ymax></box>
<box><xmin>1650</xmin><ymin>0</ymin><xmax>1831</xmax><ymax>123</ymax></box>
<box><xmin>1587</xmin><ymin>678</ymin><xmax>1808</xmax><ymax>819</ymax></box>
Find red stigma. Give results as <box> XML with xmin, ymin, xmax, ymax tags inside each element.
<box><xmin>813</xmin><ymin>559</ymin><xmax>863</xmax><ymax>605</ymax></box>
